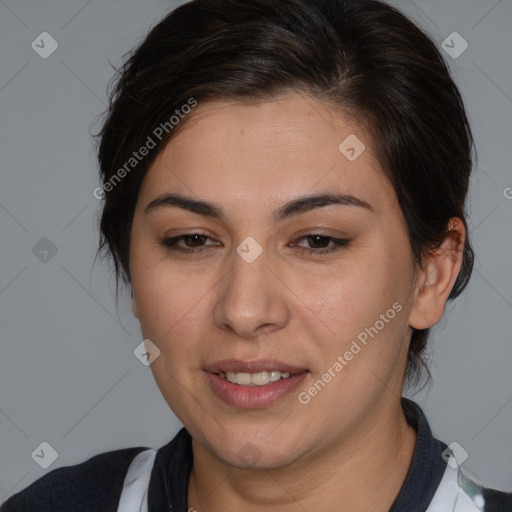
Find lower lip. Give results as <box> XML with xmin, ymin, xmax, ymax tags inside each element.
<box><xmin>204</xmin><ymin>371</ymin><xmax>309</xmax><ymax>409</ymax></box>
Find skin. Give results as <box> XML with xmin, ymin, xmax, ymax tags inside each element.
<box><xmin>129</xmin><ymin>92</ymin><xmax>465</xmax><ymax>511</ymax></box>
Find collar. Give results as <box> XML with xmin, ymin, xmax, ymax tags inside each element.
<box><xmin>389</xmin><ymin>398</ymin><xmax>449</xmax><ymax>511</ymax></box>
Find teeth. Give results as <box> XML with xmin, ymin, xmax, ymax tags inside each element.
<box><xmin>220</xmin><ymin>371</ymin><xmax>292</xmax><ymax>386</ymax></box>
<box><xmin>269</xmin><ymin>370</ymin><xmax>282</xmax><ymax>382</ymax></box>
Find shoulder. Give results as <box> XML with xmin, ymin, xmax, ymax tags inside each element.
<box><xmin>433</xmin><ymin>464</ymin><xmax>512</xmax><ymax>512</ymax></box>
<box><xmin>482</xmin><ymin>487</ymin><xmax>512</xmax><ymax>512</ymax></box>
<box><xmin>0</xmin><ymin>446</ymin><xmax>148</xmax><ymax>512</ymax></box>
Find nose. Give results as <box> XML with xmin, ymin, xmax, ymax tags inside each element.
<box><xmin>213</xmin><ymin>243</ymin><xmax>290</xmax><ymax>339</ymax></box>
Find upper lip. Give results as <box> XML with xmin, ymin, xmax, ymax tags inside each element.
<box><xmin>204</xmin><ymin>358</ymin><xmax>308</xmax><ymax>375</ymax></box>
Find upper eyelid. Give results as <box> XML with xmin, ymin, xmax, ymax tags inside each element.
<box><xmin>164</xmin><ymin>231</ymin><xmax>344</xmax><ymax>241</ymax></box>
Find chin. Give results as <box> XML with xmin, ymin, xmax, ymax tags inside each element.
<box><xmin>203</xmin><ymin>426</ymin><xmax>304</xmax><ymax>470</ymax></box>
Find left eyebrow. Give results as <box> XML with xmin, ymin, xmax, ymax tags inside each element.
<box><xmin>143</xmin><ymin>191</ymin><xmax>375</xmax><ymax>221</ymax></box>
<box><xmin>275</xmin><ymin>192</ymin><xmax>375</xmax><ymax>220</ymax></box>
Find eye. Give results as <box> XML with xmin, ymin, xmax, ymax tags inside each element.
<box><xmin>160</xmin><ymin>233</ymin><xmax>220</xmax><ymax>253</ymax></box>
<box><xmin>291</xmin><ymin>234</ymin><xmax>349</xmax><ymax>255</ymax></box>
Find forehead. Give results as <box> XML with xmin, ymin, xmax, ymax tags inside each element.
<box><xmin>138</xmin><ymin>93</ymin><xmax>394</xmax><ymax>214</ymax></box>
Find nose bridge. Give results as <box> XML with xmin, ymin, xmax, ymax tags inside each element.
<box><xmin>213</xmin><ymin>239</ymin><xmax>287</xmax><ymax>337</ymax></box>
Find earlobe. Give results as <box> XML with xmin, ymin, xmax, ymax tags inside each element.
<box><xmin>408</xmin><ymin>218</ymin><xmax>465</xmax><ymax>330</ymax></box>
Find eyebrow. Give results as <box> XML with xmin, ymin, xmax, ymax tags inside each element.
<box><xmin>144</xmin><ymin>191</ymin><xmax>374</xmax><ymax>221</ymax></box>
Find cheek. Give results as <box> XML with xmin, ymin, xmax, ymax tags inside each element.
<box><xmin>130</xmin><ymin>255</ymin><xmax>220</xmax><ymax>371</ymax></box>
<box><xmin>130</xmin><ymin>245</ymin><xmax>181</xmax><ymax>335</ymax></box>
<box><xmin>133</xmin><ymin>269</ymin><xmax>206</xmax><ymax>340</ymax></box>
<box><xmin>301</xmin><ymin>256</ymin><xmax>411</xmax><ymax>377</ymax></box>
<box><xmin>306</xmin><ymin>258</ymin><xmax>398</xmax><ymax>331</ymax></box>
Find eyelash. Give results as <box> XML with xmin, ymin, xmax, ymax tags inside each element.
<box><xmin>160</xmin><ymin>233</ymin><xmax>349</xmax><ymax>256</ymax></box>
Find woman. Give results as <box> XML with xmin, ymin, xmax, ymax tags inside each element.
<box><xmin>2</xmin><ymin>0</ymin><xmax>511</xmax><ymax>510</ymax></box>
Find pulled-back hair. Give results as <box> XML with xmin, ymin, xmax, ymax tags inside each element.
<box><xmin>95</xmin><ymin>0</ymin><xmax>475</xmax><ymax>390</ymax></box>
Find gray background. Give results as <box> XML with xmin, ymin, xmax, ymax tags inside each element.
<box><xmin>0</xmin><ymin>0</ymin><xmax>511</xmax><ymax>502</ymax></box>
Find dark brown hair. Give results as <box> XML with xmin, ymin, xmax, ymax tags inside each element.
<box><xmin>95</xmin><ymin>0</ymin><xmax>475</xmax><ymax>390</ymax></box>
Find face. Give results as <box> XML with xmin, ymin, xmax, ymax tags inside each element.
<box><xmin>129</xmin><ymin>93</ymin><xmax>419</xmax><ymax>469</ymax></box>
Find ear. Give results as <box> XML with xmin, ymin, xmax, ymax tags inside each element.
<box><xmin>131</xmin><ymin>289</ymin><xmax>139</xmax><ymax>319</ymax></box>
<box><xmin>408</xmin><ymin>218</ymin><xmax>466</xmax><ymax>330</ymax></box>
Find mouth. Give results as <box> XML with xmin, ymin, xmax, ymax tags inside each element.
<box><xmin>203</xmin><ymin>359</ymin><xmax>309</xmax><ymax>409</ymax></box>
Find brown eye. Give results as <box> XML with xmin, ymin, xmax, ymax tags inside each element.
<box><xmin>161</xmin><ymin>233</ymin><xmax>219</xmax><ymax>253</ymax></box>
<box><xmin>292</xmin><ymin>234</ymin><xmax>349</xmax><ymax>255</ymax></box>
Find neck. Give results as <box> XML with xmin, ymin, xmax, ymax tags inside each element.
<box><xmin>187</xmin><ymin>398</ymin><xmax>417</xmax><ymax>512</ymax></box>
